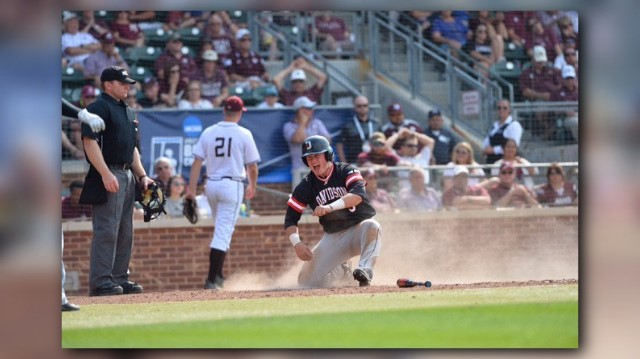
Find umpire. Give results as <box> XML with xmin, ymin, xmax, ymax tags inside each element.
<box><xmin>81</xmin><ymin>66</ymin><xmax>154</xmax><ymax>296</ymax></box>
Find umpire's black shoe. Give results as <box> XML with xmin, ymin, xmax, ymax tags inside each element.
<box><xmin>120</xmin><ymin>281</ymin><xmax>143</xmax><ymax>294</ymax></box>
<box><xmin>89</xmin><ymin>284</ymin><xmax>124</xmax><ymax>297</ymax></box>
<box><xmin>353</xmin><ymin>268</ymin><xmax>373</xmax><ymax>287</ymax></box>
<box><xmin>62</xmin><ymin>302</ymin><xmax>80</xmax><ymax>312</ymax></box>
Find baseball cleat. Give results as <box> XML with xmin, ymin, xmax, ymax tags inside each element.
<box><xmin>353</xmin><ymin>268</ymin><xmax>373</xmax><ymax>287</ymax></box>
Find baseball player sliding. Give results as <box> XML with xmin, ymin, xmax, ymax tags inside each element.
<box><xmin>186</xmin><ymin>96</ymin><xmax>261</xmax><ymax>290</ymax></box>
<box><xmin>284</xmin><ymin>135</ymin><xmax>382</xmax><ymax>288</ymax></box>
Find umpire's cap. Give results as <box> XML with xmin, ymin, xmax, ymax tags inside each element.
<box><xmin>101</xmin><ymin>66</ymin><xmax>136</xmax><ymax>84</ymax></box>
<box><xmin>301</xmin><ymin>135</ymin><xmax>333</xmax><ymax>166</ymax></box>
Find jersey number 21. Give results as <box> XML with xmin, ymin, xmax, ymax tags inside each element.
<box><xmin>214</xmin><ymin>137</ymin><xmax>232</xmax><ymax>157</ymax></box>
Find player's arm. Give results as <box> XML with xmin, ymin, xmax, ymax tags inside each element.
<box><xmin>285</xmin><ymin>194</ymin><xmax>312</xmax><ymax>261</ymax></box>
<box><xmin>285</xmin><ymin>224</ymin><xmax>312</xmax><ymax>261</ymax></box>
<box><xmin>245</xmin><ymin>162</ymin><xmax>258</xmax><ymax>200</ymax></box>
<box><xmin>131</xmin><ymin>147</ymin><xmax>153</xmax><ymax>190</ymax></box>
<box><xmin>186</xmin><ymin>157</ymin><xmax>204</xmax><ymax>199</ymax></box>
<box><xmin>312</xmin><ymin>193</ymin><xmax>362</xmax><ymax>217</ymax></box>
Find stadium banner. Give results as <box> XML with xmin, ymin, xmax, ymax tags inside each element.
<box><xmin>138</xmin><ymin>107</ymin><xmax>353</xmax><ymax>184</ymax></box>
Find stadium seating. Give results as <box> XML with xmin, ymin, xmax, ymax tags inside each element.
<box><xmin>143</xmin><ymin>28</ymin><xmax>171</xmax><ymax>47</ymax></box>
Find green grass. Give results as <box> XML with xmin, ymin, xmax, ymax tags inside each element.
<box><xmin>62</xmin><ymin>284</ymin><xmax>578</xmax><ymax>348</ymax></box>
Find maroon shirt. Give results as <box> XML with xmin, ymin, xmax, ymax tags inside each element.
<box><xmin>155</xmin><ymin>51</ymin><xmax>199</xmax><ymax>82</ymax></box>
<box><xmin>315</xmin><ymin>16</ymin><xmax>348</xmax><ymax>41</ymax></box>
<box><xmin>504</xmin><ymin>11</ymin><xmax>529</xmax><ymax>41</ymax></box>
<box><xmin>487</xmin><ymin>183</ymin><xmax>531</xmax><ymax>207</ymax></box>
<box><xmin>195</xmin><ymin>68</ymin><xmax>228</xmax><ymax>102</ymax></box>
<box><xmin>442</xmin><ymin>185</ymin><xmax>489</xmax><ymax>206</ymax></box>
<box><xmin>535</xmin><ymin>182</ymin><xmax>577</xmax><ymax>206</ymax></box>
<box><xmin>279</xmin><ymin>84</ymin><xmax>324</xmax><ymax>106</ymax></box>
<box><xmin>525</xmin><ymin>28</ymin><xmax>561</xmax><ymax>62</ymax></box>
<box><xmin>519</xmin><ymin>65</ymin><xmax>562</xmax><ymax>97</ymax></box>
<box><xmin>110</xmin><ymin>22</ymin><xmax>142</xmax><ymax>46</ymax></box>
<box><xmin>551</xmin><ymin>84</ymin><xmax>579</xmax><ymax>102</ymax></box>
<box><xmin>61</xmin><ymin>197</ymin><xmax>92</xmax><ymax>219</ymax></box>
<box><xmin>224</xmin><ymin>50</ymin><xmax>266</xmax><ymax>79</ymax></box>
<box><xmin>206</xmin><ymin>34</ymin><xmax>235</xmax><ymax>59</ymax></box>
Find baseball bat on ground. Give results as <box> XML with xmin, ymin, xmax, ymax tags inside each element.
<box><xmin>397</xmin><ymin>278</ymin><xmax>432</xmax><ymax>288</ymax></box>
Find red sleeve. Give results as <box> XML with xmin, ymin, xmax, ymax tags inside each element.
<box><xmin>287</xmin><ymin>196</ymin><xmax>307</xmax><ymax>214</ymax></box>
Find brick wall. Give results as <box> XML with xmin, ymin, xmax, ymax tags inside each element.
<box><xmin>63</xmin><ymin>207</ymin><xmax>578</xmax><ymax>295</ymax></box>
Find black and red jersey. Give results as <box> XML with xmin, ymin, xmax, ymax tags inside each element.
<box><xmin>284</xmin><ymin>162</ymin><xmax>376</xmax><ymax>233</ymax></box>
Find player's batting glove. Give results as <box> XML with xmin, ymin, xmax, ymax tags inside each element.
<box><xmin>183</xmin><ymin>197</ymin><xmax>198</xmax><ymax>224</ymax></box>
<box><xmin>78</xmin><ymin>108</ymin><xmax>106</xmax><ymax>133</ymax></box>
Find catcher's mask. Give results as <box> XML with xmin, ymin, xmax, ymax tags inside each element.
<box><xmin>301</xmin><ymin>135</ymin><xmax>333</xmax><ymax>166</ymax></box>
<box><xmin>138</xmin><ymin>182</ymin><xmax>166</xmax><ymax>222</ymax></box>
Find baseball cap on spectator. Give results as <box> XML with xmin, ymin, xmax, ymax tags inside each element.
<box><xmin>291</xmin><ymin>69</ymin><xmax>307</xmax><ymax>82</ymax></box>
<box><xmin>453</xmin><ymin>165</ymin><xmax>469</xmax><ymax>177</ymax></box>
<box><xmin>169</xmin><ymin>33</ymin><xmax>182</xmax><ymax>42</ymax></box>
<box><xmin>143</xmin><ymin>76</ymin><xmax>158</xmax><ymax>88</ymax></box>
<box><xmin>428</xmin><ymin>108</ymin><xmax>442</xmax><ymax>118</ymax></box>
<box><xmin>293</xmin><ymin>96</ymin><xmax>316</xmax><ymax>110</ymax></box>
<box><xmin>82</xmin><ymin>85</ymin><xmax>99</xmax><ymax>98</ymax></box>
<box><xmin>235</xmin><ymin>28</ymin><xmax>251</xmax><ymax>40</ymax></box>
<box><xmin>100</xmin><ymin>66</ymin><xmax>136</xmax><ymax>84</ymax></box>
<box><xmin>62</xmin><ymin>11</ymin><xmax>78</xmax><ymax>23</ymax></box>
<box><xmin>387</xmin><ymin>102</ymin><xmax>403</xmax><ymax>114</ymax></box>
<box><xmin>264</xmin><ymin>86</ymin><xmax>278</xmax><ymax>97</ymax></box>
<box><xmin>533</xmin><ymin>45</ymin><xmax>547</xmax><ymax>62</ymax></box>
<box><xmin>562</xmin><ymin>65</ymin><xmax>576</xmax><ymax>79</ymax></box>
<box><xmin>101</xmin><ymin>32</ymin><xmax>115</xmax><ymax>44</ymax></box>
<box><xmin>223</xmin><ymin>96</ymin><xmax>247</xmax><ymax>112</ymax></box>
<box><xmin>202</xmin><ymin>49</ymin><xmax>218</xmax><ymax>62</ymax></box>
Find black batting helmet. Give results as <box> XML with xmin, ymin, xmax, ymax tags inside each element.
<box><xmin>301</xmin><ymin>135</ymin><xmax>333</xmax><ymax>166</ymax></box>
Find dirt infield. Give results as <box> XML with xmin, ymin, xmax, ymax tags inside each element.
<box><xmin>70</xmin><ymin>279</ymin><xmax>577</xmax><ymax>305</ymax></box>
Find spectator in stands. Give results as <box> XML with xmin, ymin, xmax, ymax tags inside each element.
<box><xmin>482</xmin><ymin>99</ymin><xmax>524</xmax><ymax>164</ymax></box>
<box><xmin>196</xmin><ymin>50</ymin><xmax>228</xmax><ymax>106</ymax></box>
<box><xmin>152</xmin><ymin>156</ymin><xmax>176</xmax><ymax>194</ymax></box>
<box><xmin>62</xmin><ymin>131</ymin><xmax>84</xmax><ymax>159</ymax></box>
<box><xmin>491</xmin><ymin>11</ymin><xmax>510</xmax><ymax>43</ymax></box>
<box><xmin>443</xmin><ymin>141</ymin><xmax>486</xmax><ymax>192</ymax></box>
<box><xmin>534</xmin><ymin>163</ymin><xmax>578</xmax><ymax>206</ymax></box>
<box><xmin>405</xmin><ymin>11</ymin><xmax>435</xmax><ymax>39</ymax></box>
<box><xmin>518</xmin><ymin>46</ymin><xmax>562</xmax><ymax>139</ymax></box>
<box><xmin>127</xmin><ymin>11</ymin><xmax>163</xmax><ymax>31</ymax></box>
<box><xmin>139</xmin><ymin>77</ymin><xmax>163</xmax><ymax>108</ymax></box>
<box><xmin>386</xmin><ymin>127</ymin><xmax>435</xmax><ymax>185</ymax></box>
<box><xmin>356</xmin><ymin>131</ymin><xmax>402</xmax><ymax>168</ymax></box>
<box><xmin>178</xmin><ymin>80</ymin><xmax>214</xmax><ymax>109</ymax></box>
<box><xmin>79</xmin><ymin>11</ymin><xmax>109</xmax><ymax>39</ymax></box>
<box><xmin>84</xmin><ymin>32</ymin><xmax>130</xmax><ymax>87</ymax></box>
<box><xmin>62</xmin><ymin>11</ymin><xmax>101</xmax><ymax>72</ymax></box>
<box><xmin>463</xmin><ymin>23</ymin><xmax>505</xmax><ymax>77</ymax></box>
<box><xmin>380</xmin><ymin>102</ymin><xmax>424</xmax><ymax>147</ymax></box>
<box><xmin>424</xmin><ymin>108</ymin><xmax>459</xmax><ymax>165</ymax></box>
<box><xmin>552</xmin><ymin>65</ymin><xmax>579</xmax><ymax>142</ymax></box>
<box><xmin>557</xmin><ymin>16</ymin><xmax>579</xmax><ymax>52</ymax></box>
<box><xmin>67</xmin><ymin>85</ymin><xmax>100</xmax><ymax>156</ymax></box>
<box><xmin>442</xmin><ymin>166</ymin><xmax>492</xmax><ymax>210</ymax></box>
<box><xmin>431</xmin><ymin>11</ymin><xmax>469</xmax><ymax>58</ymax></box>
<box><xmin>336</xmin><ymin>95</ymin><xmax>379</xmax><ymax>164</ymax></box>
<box><xmin>224</xmin><ymin>29</ymin><xmax>269</xmax><ymax>84</ymax></box>
<box><xmin>397</xmin><ymin>168</ymin><xmax>441</xmax><ymax>211</ymax></box>
<box><xmin>159</xmin><ymin>60</ymin><xmax>187</xmax><ymax>107</ymax></box>
<box><xmin>155</xmin><ymin>33</ymin><xmax>198</xmax><ymax>89</ymax></box>
<box><xmin>74</xmin><ymin>84</ymin><xmax>99</xmax><ymax>109</ymax></box>
<box><xmin>110</xmin><ymin>11</ymin><xmax>145</xmax><ymax>49</ymax></box>
<box><xmin>503</xmin><ymin>11</ymin><xmax>529</xmax><ymax>47</ymax></box>
<box><xmin>487</xmin><ymin>163</ymin><xmax>540</xmax><ymax>208</ymax></box>
<box><xmin>525</xmin><ymin>15</ymin><xmax>562</xmax><ymax>62</ymax></box>
<box><xmin>362</xmin><ymin>169</ymin><xmax>397</xmax><ymax>214</ymax></box>
<box><xmin>468</xmin><ymin>11</ymin><xmax>496</xmax><ymax>37</ymax></box>
<box><xmin>164</xmin><ymin>11</ymin><xmax>198</xmax><ymax>32</ymax></box>
<box><xmin>313</xmin><ymin>11</ymin><xmax>355</xmax><ymax>53</ymax></box>
<box><xmin>203</xmin><ymin>13</ymin><xmax>235</xmax><ymax>61</ymax></box>
<box><xmin>164</xmin><ymin>175</ymin><xmax>187</xmax><ymax>218</ymax></box>
<box><xmin>490</xmin><ymin>139</ymin><xmax>538</xmax><ymax>188</ymax></box>
<box><xmin>283</xmin><ymin>96</ymin><xmax>331</xmax><ymax>185</ymax></box>
<box><xmin>536</xmin><ymin>11</ymin><xmax>570</xmax><ymax>37</ymax></box>
<box><xmin>124</xmin><ymin>86</ymin><xmax>142</xmax><ymax>111</ymax></box>
<box><xmin>61</xmin><ymin>180</ymin><xmax>92</xmax><ymax>220</ymax></box>
<box><xmin>554</xmin><ymin>44</ymin><xmax>579</xmax><ymax>82</ymax></box>
<box><xmin>257</xmin><ymin>85</ymin><xmax>284</xmax><ymax>109</ymax></box>
<box><xmin>272</xmin><ymin>57</ymin><xmax>327</xmax><ymax>106</ymax></box>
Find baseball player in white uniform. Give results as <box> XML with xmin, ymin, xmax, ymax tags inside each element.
<box><xmin>186</xmin><ymin>96</ymin><xmax>261</xmax><ymax>290</ymax></box>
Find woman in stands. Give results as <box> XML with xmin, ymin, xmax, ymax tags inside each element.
<box><xmin>442</xmin><ymin>141</ymin><xmax>486</xmax><ymax>192</ymax></box>
<box><xmin>490</xmin><ymin>139</ymin><xmax>538</xmax><ymax>188</ymax></box>
<box><xmin>534</xmin><ymin>163</ymin><xmax>578</xmax><ymax>206</ymax></box>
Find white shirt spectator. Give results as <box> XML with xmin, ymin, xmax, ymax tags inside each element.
<box><xmin>178</xmin><ymin>99</ymin><xmax>214</xmax><ymax>110</ymax></box>
<box><xmin>481</xmin><ymin>115</ymin><xmax>523</xmax><ymax>157</ymax></box>
<box><xmin>257</xmin><ymin>101</ymin><xmax>284</xmax><ymax>109</ymax></box>
<box><xmin>62</xmin><ymin>32</ymin><xmax>99</xmax><ymax>66</ymax></box>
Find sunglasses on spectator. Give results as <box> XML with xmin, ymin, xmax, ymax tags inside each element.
<box><xmin>497</xmin><ymin>106</ymin><xmax>509</xmax><ymax>110</ymax></box>
<box><xmin>456</xmin><ymin>149</ymin><xmax>469</xmax><ymax>154</ymax></box>
<box><xmin>564</xmin><ymin>52</ymin><xmax>576</xmax><ymax>57</ymax></box>
<box><xmin>240</xmin><ymin>37</ymin><xmax>251</xmax><ymax>41</ymax></box>
<box><xmin>500</xmin><ymin>170</ymin><xmax>514</xmax><ymax>175</ymax></box>
<box><xmin>156</xmin><ymin>165</ymin><xmax>169</xmax><ymax>170</ymax></box>
<box><xmin>403</xmin><ymin>144</ymin><xmax>419</xmax><ymax>148</ymax></box>
<box><xmin>172</xmin><ymin>182</ymin><xmax>185</xmax><ymax>186</ymax></box>
<box><xmin>355</xmin><ymin>104</ymin><xmax>369</xmax><ymax>108</ymax></box>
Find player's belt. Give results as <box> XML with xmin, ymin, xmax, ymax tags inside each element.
<box><xmin>208</xmin><ymin>176</ymin><xmax>244</xmax><ymax>182</ymax></box>
<box><xmin>107</xmin><ymin>163</ymin><xmax>131</xmax><ymax>170</ymax></box>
